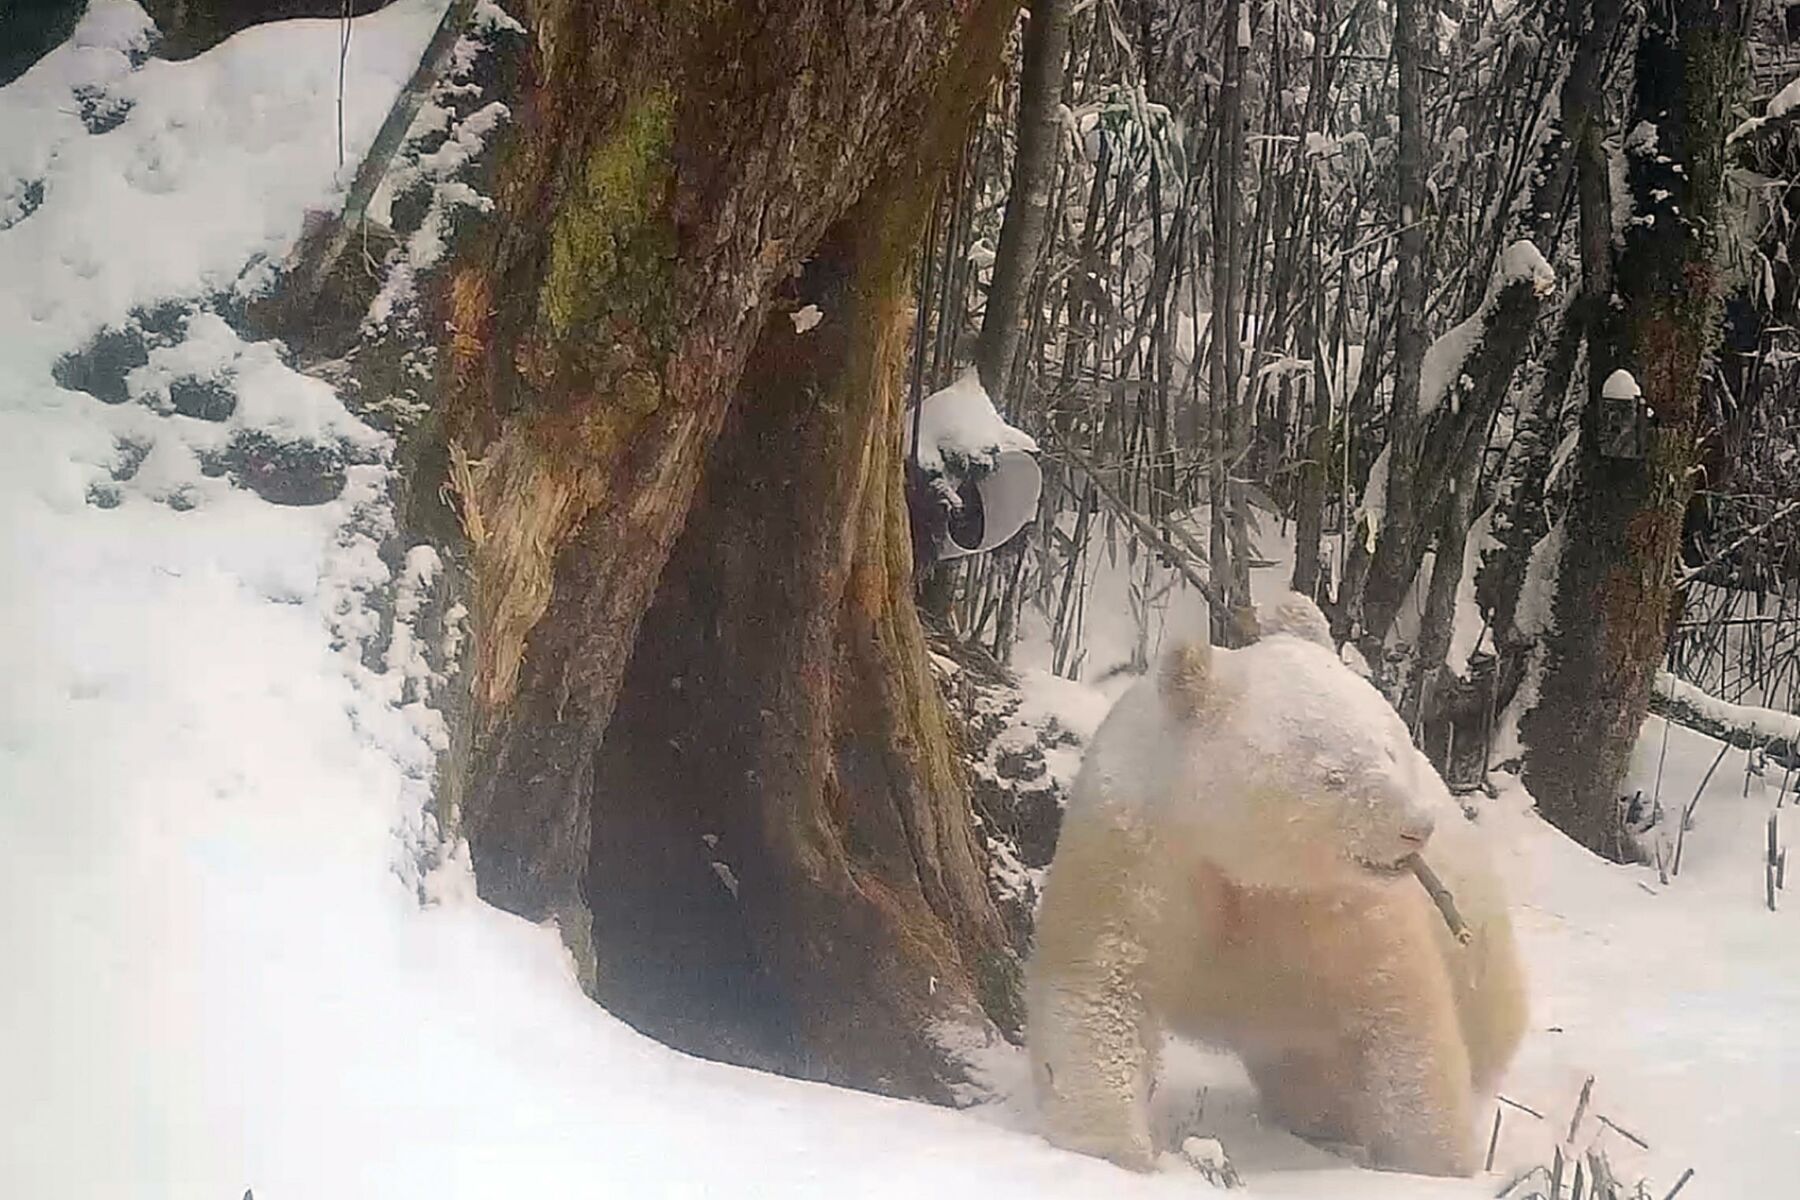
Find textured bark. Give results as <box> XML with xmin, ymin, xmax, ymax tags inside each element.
<box><xmin>439</xmin><ymin>0</ymin><xmax>1019</xmax><ymax>1096</ymax></box>
<box><xmin>1523</xmin><ymin>0</ymin><xmax>1747</xmax><ymax>857</ymax></box>
<box><xmin>591</xmin><ymin>210</ymin><xmax>1014</xmax><ymax>1097</ymax></box>
<box><xmin>1480</xmin><ymin>0</ymin><xmax>1624</xmax><ymax>655</ymax></box>
<box><xmin>975</xmin><ymin>0</ymin><xmax>1071</xmax><ymax>403</ymax></box>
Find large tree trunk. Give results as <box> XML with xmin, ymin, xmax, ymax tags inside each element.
<box><xmin>1522</xmin><ymin>0</ymin><xmax>1747</xmax><ymax>857</ymax></box>
<box><xmin>439</xmin><ymin>0</ymin><xmax>1019</xmax><ymax>1099</ymax></box>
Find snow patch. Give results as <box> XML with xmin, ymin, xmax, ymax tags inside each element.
<box><xmin>1445</xmin><ymin>505</ymin><xmax>1497</xmax><ymax>676</ymax></box>
<box><xmin>905</xmin><ymin>369</ymin><xmax>1038</xmax><ymax>480</ymax></box>
<box><xmin>1602</xmin><ymin>367</ymin><xmax>1640</xmax><ymax>400</ymax></box>
<box><xmin>1355</xmin><ymin>445</ymin><xmax>1390</xmax><ymax>549</ymax></box>
<box><xmin>1419</xmin><ymin>240</ymin><xmax>1553</xmax><ymax>416</ymax></box>
<box><xmin>1655</xmin><ymin>673</ymin><xmax>1800</xmax><ymax>746</ymax></box>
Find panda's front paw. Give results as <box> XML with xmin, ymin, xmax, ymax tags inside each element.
<box><xmin>1179</xmin><ymin>1136</ymin><xmax>1244</xmax><ymax>1188</ymax></box>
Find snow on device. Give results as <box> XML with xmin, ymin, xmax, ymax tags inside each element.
<box><xmin>904</xmin><ymin>370</ymin><xmax>1042</xmax><ymax>559</ymax></box>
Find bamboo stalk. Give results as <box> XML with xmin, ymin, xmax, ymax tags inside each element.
<box><xmin>1405</xmin><ymin>852</ymin><xmax>1472</xmax><ymax>944</ymax></box>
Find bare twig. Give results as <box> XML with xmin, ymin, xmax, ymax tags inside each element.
<box><xmin>1672</xmin><ymin>739</ymin><xmax>1732</xmax><ymax>877</ymax></box>
<box><xmin>1497</xmin><ymin>1164</ymin><xmax>1547</xmax><ymax>1198</ymax></box>
<box><xmin>1499</xmin><ymin>1094</ymin><xmax>1547</xmax><ymax>1120</ymax></box>
<box><xmin>1587</xmin><ymin>1147</ymin><xmax>1621</xmax><ymax>1199</ymax></box>
<box><xmin>337</xmin><ymin>0</ymin><xmax>352</xmax><ymax>170</ymax></box>
<box><xmin>1679</xmin><ymin>500</ymin><xmax>1800</xmax><ymax>585</ymax></box>
<box><xmin>1486</xmin><ymin>1105</ymin><xmax>1504</xmax><ymax>1172</ymax></box>
<box><xmin>1769</xmin><ymin>811</ymin><xmax>1780</xmax><ymax>912</ymax></box>
<box><xmin>1596</xmin><ymin>1113</ymin><xmax>1648</xmax><ymax>1150</ymax></box>
<box><xmin>1661</xmin><ymin>1167</ymin><xmax>1694</xmax><ymax>1200</ymax></box>
<box><xmin>1567</xmin><ymin>1075</ymin><xmax>1595</xmax><ymax>1144</ymax></box>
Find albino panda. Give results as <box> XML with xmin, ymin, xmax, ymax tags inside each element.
<box><xmin>1026</xmin><ymin>594</ymin><xmax>1526</xmax><ymax>1176</ymax></box>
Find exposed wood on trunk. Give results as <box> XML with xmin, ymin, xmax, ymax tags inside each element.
<box><xmin>1403</xmin><ymin>461</ymin><xmax>1477</xmax><ymax>731</ymax></box>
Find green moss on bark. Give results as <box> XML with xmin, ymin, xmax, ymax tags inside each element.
<box><xmin>539</xmin><ymin>85</ymin><xmax>677</xmax><ymax>354</ymax></box>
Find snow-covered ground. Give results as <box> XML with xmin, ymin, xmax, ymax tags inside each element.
<box><xmin>4</xmin><ymin>4</ymin><xmax>1797</xmax><ymax>1198</ymax></box>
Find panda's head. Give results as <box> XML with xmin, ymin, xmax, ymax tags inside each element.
<box><xmin>1159</xmin><ymin>593</ymin><xmax>1444</xmax><ymax>886</ymax></box>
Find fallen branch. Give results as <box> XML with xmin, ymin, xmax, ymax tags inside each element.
<box><xmin>1406</xmin><ymin>852</ymin><xmax>1472</xmax><ymax>944</ymax></box>
<box><xmin>1651</xmin><ymin>674</ymin><xmax>1799</xmax><ymax>772</ymax></box>
<box><xmin>278</xmin><ymin>0</ymin><xmax>483</xmax><ymax>321</ymax></box>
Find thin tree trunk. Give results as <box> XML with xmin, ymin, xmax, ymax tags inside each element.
<box><xmin>1290</xmin><ymin>0</ymin><xmax>1333</xmax><ymax>601</ymax></box>
<box><xmin>977</xmin><ymin>0</ymin><xmax>1072</xmax><ymax>403</ymax></box>
<box><xmin>1209</xmin><ymin>0</ymin><xmax>1254</xmax><ymax>645</ymax></box>
<box><xmin>1356</xmin><ymin>0</ymin><xmax>1430</xmax><ymax>649</ymax></box>
<box><xmin>439</xmin><ymin>0</ymin><xmax>1020</xmax><ymax>1096</ymax></box>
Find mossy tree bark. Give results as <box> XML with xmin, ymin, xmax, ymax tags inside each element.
<box><xmin>438</xmin><ymin>0</ymin><xmax>1019</xmax><ymax>1099</ymax></box>
<box><xmin>1522</xmin><ymin>0</ymin><xmax>1748</xmax><ymax>858</ymax></box>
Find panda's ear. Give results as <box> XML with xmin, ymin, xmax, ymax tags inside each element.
<box><xmin>1158</xmin><ymin>638</ymin><xmax>1225</xmax><ymax>725</ymax></box>
<box><xmin>1255</xmin><ymin>592</ymin><xmax>1335</xmax><ymax>650</ymax></box>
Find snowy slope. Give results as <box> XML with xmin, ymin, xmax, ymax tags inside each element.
<box><xmin>3</xmin><ymin>5</ymin><xmax>1794</xmax><ymax>1199</ymax></box>
<box><xmin>1501</xmin><ymin>717</ymin><xmax>1800</xmax><ymax>1196</ymax></box>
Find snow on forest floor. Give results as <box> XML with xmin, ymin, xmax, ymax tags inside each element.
<box><xmin>3</xmin><ymin>4</ymin><xmax>1798</xmax><ymax>1198</ymax></box>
